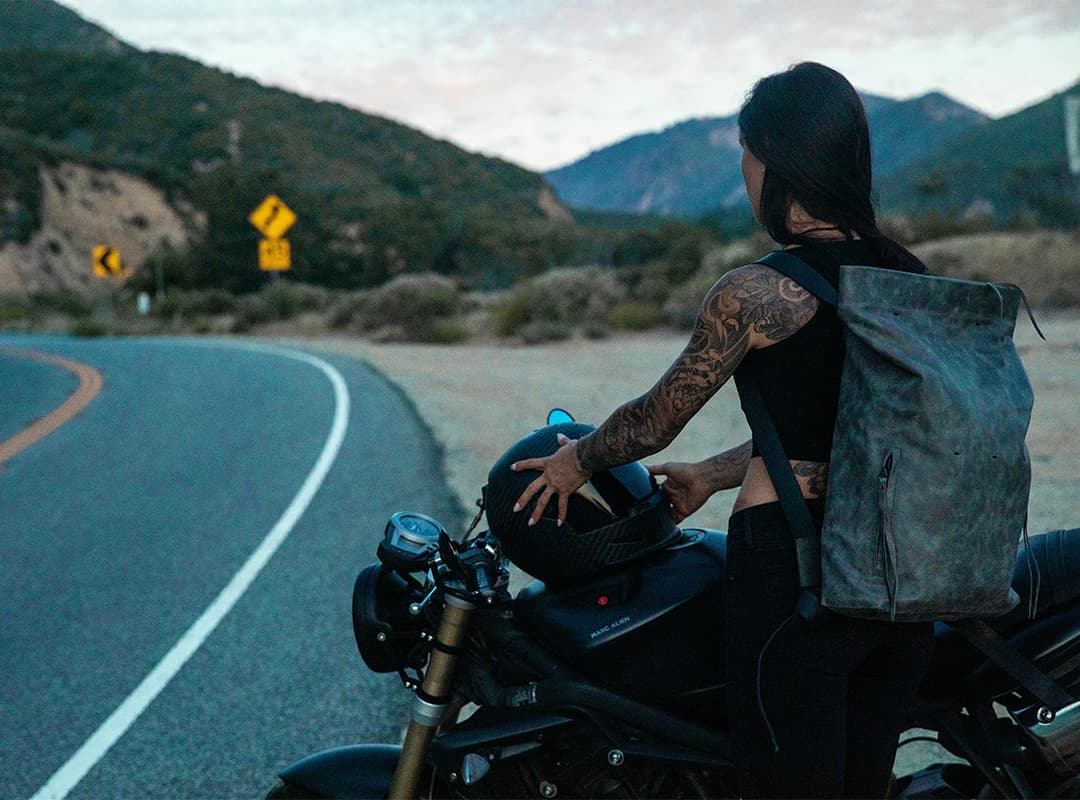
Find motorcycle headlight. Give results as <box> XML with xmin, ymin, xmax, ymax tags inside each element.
<box><xmin>352</xmin><ymin>564</ymin><xmax>428</xmax><ymax>674</ymax></box>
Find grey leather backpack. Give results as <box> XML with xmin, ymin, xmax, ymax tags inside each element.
<box><xmin>736</xmin><ymin>250</ymin><xmax>1037</xmax><ymax>623</ymax></box>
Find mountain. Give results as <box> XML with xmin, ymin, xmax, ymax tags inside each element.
<box><xmin>877</xmin><ymin>80</ymin><xmax>1080</xmax><ymax>227</ymax></box>
<box><xmin>0</xmin><ymin>0</ymin><xmax>129</xmax><ymax>53</ymax></box>
<box><xmin>0</xmin><ymin>0</ymin><xmax>578</xmax><ymax>293</ymax></box>
<box><xmin>545</xmin><ymin>92</ymin><xmax>988</xmax><ymax>219</ymax></box>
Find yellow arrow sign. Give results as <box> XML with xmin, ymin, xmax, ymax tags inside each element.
<box><xmin>248</xmin><ymin>194</ymin><xmax>296</xmax><ymax>239</ymax></box>
<box><xmin>92</xmin><ymin>246</ymin><xmax>123</xmax><ymax>277</ymax></box>
<box><xmin>258</xmin><ymin>238</ymin><xmax>291</xmax><ymax>271</ymax></box>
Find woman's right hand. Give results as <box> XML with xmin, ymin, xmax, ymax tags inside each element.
<box><xmin>647</xmin><ymin>461</ymin><xmax>715</xmax><ymax>523</ymax></box>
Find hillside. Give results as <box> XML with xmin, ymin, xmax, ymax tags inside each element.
<box><xmin>545</xmin><ymin>92</ymin><xmax>987</xmax><ymax>219</ymax></box>
<box><xmin>878</xmin><ymin>79</ymin><xmax>1080</xmax><ymax>228</ymax></box>
<box><xmin>0</xmin><ymin>0</ymin><xmax>585</xmax><ymax>293</ymax></box>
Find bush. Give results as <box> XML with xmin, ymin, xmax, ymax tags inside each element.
<box><xmin>327</xmin><ymin>291</ymin><xmax>371</xmax><ymax>329</ymax></box>
<box><xmin>260</xmin><ymin>280</ymin><xmax>330</xmax><ymax>320</ymax></box>
<box><xmin>492</xmin><ymin>266</ymin><xmax>624</xmax><ymax>338</ymax></box>
<box><xmin>421</xmin><ymin>319</ymin><xmax>469</xmax><ymax>344</ymax></box>
<box><xmin>0</xmin><ymin>295</ymin><xmax>31</xmax><ymax>324</ymax></box>
<box><xmin>70</xmin><ymin>316</ymin><xmax>114</xmax><ymax>337</ymax></box>
<box><xmin>520</xmin><ymin>319</ymin><xmax>573</xmax><ymax>344</ymax></box>
<box><xmin>663</xmin><ymin>276</ymin><xmax>713</xmax><ymax>329</ymax></box>
<box><xmin>607</xmin><ymin>300</ymin><xmax>665</xmax><ymax>331</ymax></box>
<box><xmin>31</xmin><ymin>289</ymin><xmax>93</xmax><ymax>317</ymax></box>
<box><xmin>582</xmin><ymin>317</ymin><xmax>610</xmax><ymax>339</ymax></box>
<box><xmin>231</xmin><ymin>280</ymin><xmax>330</xmax><ymax>327</ymax></box>
<box><xmin>158</xmin><ymin>287</ymin><xmax>238</xmax><ymax>319</ymax></box>
<box><xmin>363</xmin><ymin>273</ymin><xmax>461</xmax><ymax>331</ymax></box>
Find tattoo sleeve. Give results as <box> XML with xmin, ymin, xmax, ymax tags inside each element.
<box><xmin>705</xmin><ymin>440</ymin><xmax>753</xmax><ymax>491</ymax></box>
<box><xmin>792</xmin><ymin>461</ymin><xmax>830</xmax><ymax>496</ymax></box>
<box><xmin>575</xmin><ymin>264</ymin><xmax>819</xmax><ymax>474</ymax></box>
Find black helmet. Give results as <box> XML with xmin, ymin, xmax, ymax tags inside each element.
<box><xmin>484</xmin><ymin>422</ymin><xmax>679</xmax><ymax>584</ymax></box>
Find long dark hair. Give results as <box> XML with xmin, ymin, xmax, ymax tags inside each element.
<box><xmin>738</xmin><ymin>62</ymin><xmax>927</xmax><ymax>273</ymax></box>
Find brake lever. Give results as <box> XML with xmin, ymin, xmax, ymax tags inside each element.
<box><xmin>438</xmin><ymin>531</ymin><xmax>462</xmax><ymax>573</ymax></box>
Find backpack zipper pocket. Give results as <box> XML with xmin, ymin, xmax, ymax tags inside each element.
<box><xmin>878</xmin><ymin>450</ymin><xmax>900</xmax><ymax>620</ymax></box>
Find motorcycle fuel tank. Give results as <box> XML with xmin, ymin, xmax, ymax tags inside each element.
<box><xmin>514</xmin><ymin>529</ymin><xmax>727</xmax><ymax>699</ymax></box>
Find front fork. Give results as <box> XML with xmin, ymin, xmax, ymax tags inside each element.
<box><xmin>388</xmin><ymin>594</ymin><xmax>475</xmax><ymax>799</ymax></box>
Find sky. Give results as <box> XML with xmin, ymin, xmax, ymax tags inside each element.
<box><xmin>60</xmin><ymin>0</ymin><xmax>1080</xmax><ymax>172</ymax></box>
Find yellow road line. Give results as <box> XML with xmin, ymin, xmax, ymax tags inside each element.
<box><xmin>0</xmin><ymin>347</ymin><xmax>103</xmax><ymax>466</ymax></box>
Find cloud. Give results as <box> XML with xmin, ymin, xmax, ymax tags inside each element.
<box><xmin>63</xmin><ymin>0</ymin><xmax>1080</xmax><ymax>169</ymax></box>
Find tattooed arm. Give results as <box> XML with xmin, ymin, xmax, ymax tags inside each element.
<box><xmin>647</xmin><ymin>440</ymin><xmax>752</xmax><ymax>522</ymax></box>
<box><xmin>575</xmin><ymin>263</ymin><xmax>819</xmax><ymax>472</ymax></box>
<box><xmin>512</xmin><ymin>263</ymin><xmax>820</xmax><ymax>525</ymax></box>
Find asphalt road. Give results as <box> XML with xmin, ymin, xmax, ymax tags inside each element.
<box><xmin>0</xmin><ymin>334</ymin><xmax>463</xmax><ymax>799</ymax></box>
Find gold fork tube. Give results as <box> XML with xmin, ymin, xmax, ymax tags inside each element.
<box><xmin>387</xmin><ymin>595</ymin><xmax>474</xmax><ymax>799</ymax></box>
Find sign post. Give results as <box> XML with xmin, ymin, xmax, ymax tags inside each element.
<box><xmin>1066</xmin><ymin>96</ymin><xmax>1080</xmax><ymax>176</ymax></box>
<box><xmin>248</xmin><ymin>194</ymin><xmax>296</xmax><ymax>273</ymax></box>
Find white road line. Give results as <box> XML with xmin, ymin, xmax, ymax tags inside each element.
<box><xmin>30</xmin><ymin>344</ymin><xmax>351</xmax><ymax>800</ymax></box>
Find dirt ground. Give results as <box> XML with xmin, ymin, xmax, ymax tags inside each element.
<box><xmin>288</xmin><ymin>310</ymin><xmax>1078</xmax><ymax>539</ymax></box>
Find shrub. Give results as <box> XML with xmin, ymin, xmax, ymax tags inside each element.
<box><xmin>520</xmin><ymin>319</ymin><xmax>573</xmax><ymax>344</ymax></box>
<box><xmin>158</xmin><ymin>288</ymin><xmax>238</xmax><ymax>319</ymax></box>
<box><xmin>362</xmin><ymin>273</ymin><xmax>461</xmax><ymax>331</ymax></box>
<box><xmin>327</xmin><ymin>291</ymin><xmax>371</xmax><ymax>329</ymax></box>
<box><xmin>663</xmin><ymin>276</ymin><xmax>713</xmax><ymax>329</ymax></box>
<box><xmin>31</xmin><ymin>289</ymin><xmax>93</xmax><ymax>317</ymax></box>
<box><xmin>70</xmin><ymin>316</ymin><xmax>113</xmax><ymax>337</ymax></box>
<box><xmin>329</xmin><ymin>274</ymin><xmax>468</xmax><ymax>342</ymax></box>
<box><xmin>492</xmin><ymin>288</ymin><xmax>533</xmax><ymax>337</ymax></box>
<box><xmin>582</xmin><ymin>317</ymin><xmax>610</xmax><ymax>340</ymax></box>
<box><xmin>492</xmin><ymin>266</ymin><xmax>624</xmax><ymax>338</ymax></box>
<box><xmin>259</xmin><ymin>280</ymin><xmax>329</xmax><ymax>320</ymax></box>
<box><xmin>421</xmin><ymin>319</ymin><xmax>469</xmax><ymax>344</ymax></box>
<box><xmin>0</xmin><ymin>295</ymin><xmax>31</xmax><ymax>324</ymax></box>
<box><xmin>190</xmin><ymin>316</ymin><xmax>214</xmax><ymax>334</ymax></box>
<box><xmin>234</xmin><ymin>293</ymin><xmax>277</xmax><ymax>326</ymax></box>
<box><xmin>608</xmin><ymin>300</ymin><xmax>665</xmax><ymax>331</ymax></box>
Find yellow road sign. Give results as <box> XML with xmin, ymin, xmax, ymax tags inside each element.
<box><xmin>248</xmin><ymin>194</ymin><xmax>296</xmax><ymax>239</ymax></box>
<box><xmin>92</xmin><ymin>246</ymin><xmax>123</xmax><ymax>277</ymax></box>
<box><xmin>258</xmin><ymin>238</ymin><xmax>291</xmax><ymax>271</ymax></box>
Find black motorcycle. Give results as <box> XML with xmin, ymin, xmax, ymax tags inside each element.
<box><xmin>268</xmin><ymin>423</ymin><xmax>1080</xmax><ymax>799</ymax></box>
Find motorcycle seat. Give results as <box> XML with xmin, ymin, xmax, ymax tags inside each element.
<box><xmin>997</xmin><ymin>528</ymin><xmax>1080</xmax><ymax>635</ymax></box>
<box><xmin>923</xmin><ymin>529</ymin><xmax>1080</xmax><ymax>702</ymax></box>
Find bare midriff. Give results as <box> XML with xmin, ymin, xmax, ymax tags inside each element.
<box><xmin>732</xmin><ymin>456</ymin><xmax>829</xmax><ymax>513</ymax></box>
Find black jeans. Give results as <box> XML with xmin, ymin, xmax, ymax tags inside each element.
<box><xmin>725</xmin><ymin>501</ymin><xmax>934</xmax><ymax>799</ymax></box>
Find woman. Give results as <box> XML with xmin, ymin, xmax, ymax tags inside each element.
<box><xmin>511</xmin><ymin>62</ymin><xmax>934</xmax><ymax>798</ymax></box>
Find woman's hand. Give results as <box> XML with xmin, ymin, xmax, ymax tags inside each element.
<box><xmin>647</xmin><ymin>460</ymin><xmax>715</xmax><ymax>523</ymax></box>
<box><xmin>511</xmin><ymin>433</ymin><xmax>591</xmax><ymax>527</ymax></box>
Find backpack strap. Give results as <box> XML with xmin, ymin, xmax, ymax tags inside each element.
<box><xmin>951</xmin><ymin>618</ymin><xmax>1076</xmax><ymax>711</ymax></box>
<box><xmin>756</xmin><ymin>250</ymin><xmax>840</xmax><ymax>307</ymax></box>
<box><xmin>734</xmin><ymin>371</ymin><xmax>822</xmax><ymax>597</ymax></box>
<box><xmin>733</xmin><ymin>249</ymin><xmax>843</xmax><ymax>622</ymax></box>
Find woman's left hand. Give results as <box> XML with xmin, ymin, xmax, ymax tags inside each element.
<box><xmin>511</xmin><ymin>433</ymin><xmax>592</xmax><ymax>527</ymax></box>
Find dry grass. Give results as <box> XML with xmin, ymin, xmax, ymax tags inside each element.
<box><xmin>911</xmin><ymin>230</ymin><xmax>1080</xmax><ymax>307</ymax></box>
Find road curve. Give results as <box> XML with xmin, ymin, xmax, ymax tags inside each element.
<box><xmin>0</xmin><ymin>347</ymin><xmax>103</xmax><ymax>466</ymax></box>
<box><xmin>0</xmin><ymin>334</ymin><xmax>462</xmax><ymax>799</ymax></box>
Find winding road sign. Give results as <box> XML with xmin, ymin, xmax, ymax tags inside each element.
<box><xmin>92</xmin><ymin>246</ymin><xmax>123</xmax><ymax>277</ymax></box>
<box><xmin>248</xmin><ymin>195</ymin><xmax>296</xmax><ymax>239</ymax></box>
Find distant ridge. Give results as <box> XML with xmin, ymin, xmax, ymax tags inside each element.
<box><xmin>878</xmin><ymin>79</ymin><xmax>1080</xmax><ymax>227</ymax></box>
<box><xmin>545</xmin><ymin>92</ymin><xmax>988</xmax><ymax>219</ymax></box>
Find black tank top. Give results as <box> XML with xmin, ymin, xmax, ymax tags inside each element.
<box><xmin>735</xmin><ymin>240</ymin><xmax>889</xmax><ymax>461</ymax></box>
